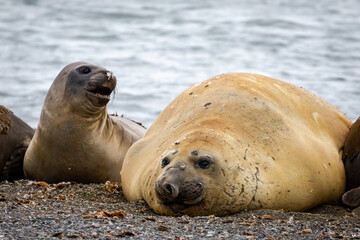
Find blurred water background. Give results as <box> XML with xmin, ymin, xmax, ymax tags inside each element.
<box><xmin>1</xmin><ymin>0</ymin><xmax>359</xmax><ymax>128</ymax></box>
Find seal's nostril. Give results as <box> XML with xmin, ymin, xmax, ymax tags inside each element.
<box><xmin>165</xmin><ymin>184</ymin><xmax>173</xmax><ymax>194</ymax></box>
<box><xmin>164</xmin><ymin>183</ymin><xmax>179</xmax><ymax>198</ymax></box>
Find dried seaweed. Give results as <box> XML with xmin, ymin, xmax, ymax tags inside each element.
<box><xmin>0</xmin><ymin>105</ymin><xmax>12</xmax><ymax>134</ymax></box>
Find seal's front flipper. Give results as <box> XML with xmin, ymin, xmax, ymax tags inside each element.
<box><xmin>1</xmin><ymin>145</ymin><xmax>28</xmax><ymax>181</ymax></box>
<box><xmin>352</xmin><ymin>206</ymin><xmax>360</xmax><ymax>218</ymax></box>
<box><xmin>342</xmin><ymin>187</ymin><xmax>360</xmax><ymax>208</ymax></box>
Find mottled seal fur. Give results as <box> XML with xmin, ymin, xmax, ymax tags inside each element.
<box><xmin>121</xmin><ymin>73</ymin><xmax>351</xmax><ymax>216</ymax></box>
<box><xmin>24</xmin><ymin>62</ymin><xmax>145</xmax><ymax>183</ymax></box>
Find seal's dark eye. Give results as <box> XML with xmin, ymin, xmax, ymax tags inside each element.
<box><xmin>161</xmin><ymin>157</ymin><xmax>170</xmax><ymax>168</ymax></box>
<box><xmin>198</xmin><ymin>158</ymin><xmax>211</xmax><ymax>169</ymax></box>
<box><xmin>78</xmin><ymin>66</ymin><xmax>91</xmax><ymax>74</ymax></box>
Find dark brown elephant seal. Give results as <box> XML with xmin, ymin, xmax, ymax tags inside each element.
<box><xmin>24</xmin><ymin>62</ymin><xmax>146</xmax><ymax>183</ymax></box>
<box><xmin>0</xmin><ymin>105</ymin><xmax>34</xmax><ymax>181</ymax></box>
<box><xmin>121</xmin><ymin>73</ymin><xmax>351</xmax><ymax>216</ymax></box>
<box><xmin>342</xmin><ymin>117</ymin><xmax>360</xmax><ymax>217</ymax></box>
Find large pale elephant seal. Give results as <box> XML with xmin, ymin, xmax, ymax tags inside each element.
<box><xmin>0</xmin><ymin>105</ymin><xmax>34</xmax><ymax>181</ymax></box>
<box><xmin>121</xmin><ymin>73</ymin><xmax>351</xmax><ymax>216</ymax></box>
<box><xmin>341</xmin><ymin>117</ymin><xmax>360</xmax><ymax>216</ymax></box>
<box><xmin>24</xmin><ymin>62</ymin><xmax>145</xmax><ymax>183</ymax></box>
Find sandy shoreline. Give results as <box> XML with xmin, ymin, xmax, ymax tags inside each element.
<box><xmin>0</xmin><ymin>180</ymin><xmax>359</xmax><ymax>239</ymax></box>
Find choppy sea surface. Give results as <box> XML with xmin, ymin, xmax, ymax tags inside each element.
<box><xmin>1</xmin><ymin>0</ymin><xmax>360</xmax><ymax>128</ymax></box>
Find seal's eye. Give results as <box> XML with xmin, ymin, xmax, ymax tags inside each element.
<box><xmin>198</xmin><ymin>158</ymin><xmax>211</xmax><ymax>169</ymax></box>
<box><xmin>78</xmin><ymin>66</ymin><xmax>91</xmax><ymax>74</ymax></box>
<box><xmin>161</xmin><ymin>157</ymin><xmax>170</xmax><ymax>168</ymax></box>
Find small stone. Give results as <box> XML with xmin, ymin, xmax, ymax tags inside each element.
<box><xmin>55</xmin><ymin>194</ymin><xmax>66</xmax><ymax>200</ymax></box>
<box><xmin>206</xmin><ymin>231</ymin><xmax>215</xmax><ymax>237</ymax></box>
<box><xmin>287</xmin><ymin>216</ymin><xmax>294</xmax><ymax>224</ymax></box>
<box><xmin>158</xmin><ymin>225</ymin><xmax>169</xmax><ymax>231</ymax></box>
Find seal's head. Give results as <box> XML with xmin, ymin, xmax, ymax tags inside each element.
<box><xmin>66</xmin><ymin>62</ymin><xmax>116</xmax><ymax>107</ymax></box>
<box><xmin>139</xmin><ymin>130</ymin><xmax>254</xmax><ymax>216</ymax></box>
<box><xmin>154</xmin><ymin>149</ymin><xmax>209</xmax><ymax>212</ymax></box>
<box><xmin>48</xmin><ymin>62</ymin><xmax>117</xmax><ymax>111</ymax></box>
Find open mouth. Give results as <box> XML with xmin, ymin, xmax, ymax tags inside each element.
<box><xmin>86</xmin><ymin>86</ymin><xmax>113</xmax><ymax>100</ymax></box>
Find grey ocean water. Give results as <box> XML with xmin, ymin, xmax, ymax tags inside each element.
<box><xmin>1</xmin><ymin>0</ymin><xmax>359</xmax><ymax>128</ymax></box>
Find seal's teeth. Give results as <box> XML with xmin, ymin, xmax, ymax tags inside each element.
<box><xmin>94</xmin><ymin>93</ymin><xmax>110</xmax><ymax>100</ymax></box>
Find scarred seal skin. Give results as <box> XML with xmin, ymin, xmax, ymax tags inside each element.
<box><xmin>121</xmin><ymin>73</ymin><xmax>351</xmax><ymax>216</ymax></box>
<box><xmin>0</xmin><ymin>105</ymin><xmax>34</xmax><ymax>181</ymax></box>
<box><xmin>24</xmin><ymin>62</ymin><xmax>145</xmax><ymax>183</ymax></box>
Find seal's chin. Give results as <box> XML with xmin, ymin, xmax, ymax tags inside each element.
<box><xmin>164</xmin><ymin>202</ymin><xmax>189</xmax><ymax>212</ymax></box>
<box><xmin>162</xmin><ymin>198</ymin><xmax>206</xmax><ymax>215</ymax></box>
<box><xmin>85</xmin><ymin>86</ymin><xmax>113</xmax><ymax>107</ymax></box>
<box><xmin>157</xmin><ymin>190</ymin><xmax>205</xmax><ymax>205</ymax></box>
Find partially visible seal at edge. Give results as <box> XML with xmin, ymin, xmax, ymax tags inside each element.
<box><xmin>342</xmin><ymin>117</ymin><xmax>360</xmax><ymax>217</ymax></box>
<box><xmin>0</xmin><ymin>106</ymin><xmax>34</xmax><ymax>181</ymax></box>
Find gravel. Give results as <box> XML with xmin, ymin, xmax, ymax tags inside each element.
<box><xmin>0</xmin><ymin>180</ymin><xmax>359</xmax><ymax>239</ymax></box>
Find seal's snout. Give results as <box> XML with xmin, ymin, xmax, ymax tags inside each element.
<box><xmin>155</xmin><ymin>168</ymin><xmax>181</xmax><ymax>202</ymax></box>
<box><xmin>106</xmin><ymin>71</ymin><xmax>115</xmax><ymax>82</ymax></box>
<box><xmin>85</xmin><ymin>71</ymin><xmax>116</xmax><ymax>107</ymax></box>
<box><xmin>88</xmin><ymin>71</ymin><xmax>116</xmax><ymax>90</ymax></box>
<box><xmin>155</xmin><ymin>167</ymin><xmax>204</xmax><ymax>207</ymax></box>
